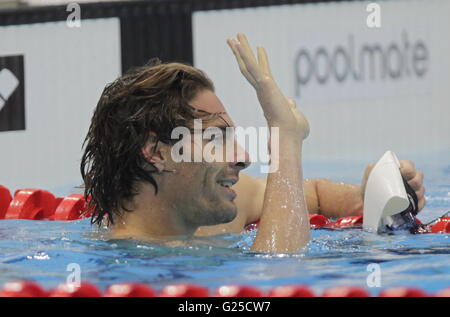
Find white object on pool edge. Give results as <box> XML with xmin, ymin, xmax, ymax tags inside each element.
<box><xmin>363</xmin><ymin>151</ymin><xmax>410</xmax><ymax>233</ymax></box>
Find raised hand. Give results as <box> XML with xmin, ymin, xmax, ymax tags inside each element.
<box><xmin>227</xmin><ymin>34</ymin><xmax>309</xmax><ymax>141</ymax></box>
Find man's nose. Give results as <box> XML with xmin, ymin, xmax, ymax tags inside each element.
<box><xmin>229</xmin><ymin>140</ymin><xmax>251</xmax><ymax>171</ymax></box>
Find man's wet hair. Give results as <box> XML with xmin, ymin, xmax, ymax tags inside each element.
<box><xmin>80</xmin><ymin>58</ymin><xmax>215</xmax><ymax>226</ymax></box>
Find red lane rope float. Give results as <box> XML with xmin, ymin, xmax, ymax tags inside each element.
<box><xmin>309</xmin><ymin>214</ymin><xmax>329</xmax><ymax>228</ymax></box>
<box><xmin>246</xmin><ymin>214</ymin><xmax>450</xmax><ymax>234</ymax></box>
<box><xmin>160</xmin><ymin>284</ymin><xmax>210</xmax><ymax>297</ymax></box>
<box><xmin>322</xmin><ymin>286</ymin><xmax>370</xmax><ymax>297</ymax></box>
<box><xmin>245</xmin><ymin>215</ymin><xmax>365</xmax><ymax>231</ymax></box>
<box><xmin>48</xmin><ymin>282</ymin><xmax>103</xmax><ymax>297</ymax></box>
<box><xmin>0</xmin><ymin>185</ymin><xmax>12</xmax><ymax>219</ymax></box>
<box><xmin>327</xmin><ymin>216</ymin><xmax>363</xmax><ymax>229</ymax></box>
<box><xmin>5</xmin><ymin>189</ymin><xmax>57</xmax><ymax>220</ymax></box>
<box><xmin>267</xmin><ymin>285</ymin><xmax>315</xmax><ymax>297</ymax></box>
<box><xmin>52</xmin><ymin>194</ymin><xmax>92</xmax><ymax>221</ymax></box>
<box><xmin>244</xmin><ymin>215</ymin><xmax>365</xmax><ymax>231</ymax></box>
<box><xmin>379</xmin><ymin>287</ymin><xmax>429</xmax><ymax>297</ymax></box>
<box><xmin>0</xmin><ymin>185</ymin><xmax>92</xmax><ymax>221</ymax></box>
<box><xmin>429</xmin><ymin>217</ymin><xmax>450</xmax><ymax>233</ymax></box>
<box><xmin>0</xmin><ymin>280</ymin><xmax>48</xmax><ymax>297</ymax></box>
<box><xmin>2</xmin><ymin>280</ymin><xmax>450</xmax><ymax>297</ymax></box>
<box><xmin>105</xmin><ymin>283</ymin><xmax>156</xmax><ymax>297</ymax></box>
<box><xmin>214</xmin><ymin>285</ymin><xmax>264</xmax><ymax>297</ymax></box>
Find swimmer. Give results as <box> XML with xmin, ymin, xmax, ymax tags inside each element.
<box><xmin>81</xmin><ymin>34</ymin><xmax>425</xmax><ymax>253</ymax></box>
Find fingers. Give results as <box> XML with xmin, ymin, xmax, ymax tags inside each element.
<box><xmin>234</xmin><ymin>34</ymin><xmax>262</xmax><ymax>82</ymax></box>
<box><xmin>257</xmin><ymin>46</ymin><xmax>274</xmax><ymax>79</ymax></box>
<box><xmin>407</xmin><ymin>170</ymin><xmax>424</xmax><ymax>191</ymax></box>
<box><xmin>415</xmin><ymin>185</ymin><xmax>425</xmax><ymax>199</ymax></box>
<box><xmin>414</xmin><ymin>182</ymin><xmax>426</xmax><ymax>213</ymax></box>
<box><xmin>399</xmin><ymin>160</ymin><xmax>416</xmax><ymax>181</ymax></box>
<box><xmin>227</xmin><ymin>38</ymin><xmax>257</xmax><ymax>87</ymax></box>
<box><xmin>236</xmin><ymin>33</ymin><xmax>258</xmax><ymax>65</ymax></box>
<box><xmin>399</xmin><ymin>159</ymin><xmax>426</xmax><ymax>212</ymax></box>
<box><xmin>417</xmin><ymin>196</ymin><xmax>426</xmax><ymax>212</ymax></box>
<box><xmin>227</xmin><ymin>33</ymin><xmax>276</xmax><ymax>88</ymax></box>
<box><xmin>228</xmin><ymin>34</ymin><xmax>270</xmax><ymax>85</ymax></box>
<box><xmin>415</xmin><ymin>184</ymin><xmax>426</xmax><ymax>210</ymax></box>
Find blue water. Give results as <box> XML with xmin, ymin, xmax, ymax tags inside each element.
<box><xmin>0</xmin><ymin>186</ymin><xmax>449</xmax><ymax>296</ymax></box>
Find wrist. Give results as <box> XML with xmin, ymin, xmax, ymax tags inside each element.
<box><xmin>267</xmin><ymin>129</ymin><xmax>302</xmax><ymax>151</ymax></box>
<box><xmin>277</xmin><ymin>127</ymin><xmax>305</xmax><ymax>143</ymax></box>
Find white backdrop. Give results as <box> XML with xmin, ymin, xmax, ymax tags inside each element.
<box><xmin>0</xmin><ymin>18</ymin><xmax>121</xmax><ymax>194</ymax></box>
<box><xmin>193</xmin><ymin>0</ymin><xmax>450</xmax><ymax>182</ymax></box>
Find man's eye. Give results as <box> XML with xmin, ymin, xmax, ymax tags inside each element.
<box><xmin>205</xmin><ymin>134</ymin><xmax>227</xmax><ymax>145</ymax></box>
<box><xmin>206</xmin><ymin>134</ymin><xmax>221</xmax><ymax>142</ymax></box>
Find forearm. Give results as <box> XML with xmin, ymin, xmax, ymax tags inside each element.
<box><xmin>307</xmin><ymin>178</ymin><xmax>364</xmax><ymax>218</ymax></box>
<box><xmin>252</xmin><ymin>136</ymin><xmax>310</xmax><ymax>253</ymax></box>
<box><xmin>227</xmin><ymin>33</ymin><xmax>310</xmax><ymax>253</ymax></box>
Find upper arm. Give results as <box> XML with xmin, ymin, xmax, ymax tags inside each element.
<box><xmin>236</xmin><ymin>176</ymin><xmax>367</xmax><ymax>221</ymax></box>
<box><xmin>314</xmin><ymin>178</ymin><xmax>363</xmax><ymax>218</ymax></box>
<box><xmin>236</xmin><ymin>175</ymin><xmax>321</xmax><ymax>224</ymax></box>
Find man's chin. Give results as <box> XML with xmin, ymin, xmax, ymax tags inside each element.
<box><xmin>220</xmin><ymin>206</ymin><xmax>238</xmax><ymax>224</ymax></box>
<box><xmin>223</xmin><ymin>198</ymin><xmax>239</xmax><ymax>219</ymax></box>
<box><xmin>207</xmin><ymin>203</ymin><xmax>237</xmax><ymax>226</ymax></box>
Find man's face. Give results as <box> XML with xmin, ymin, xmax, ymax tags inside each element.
<box><xmin>161</xmin><ymin>90</ymin><xmax>250</xmax><ymax>227</ymax></box>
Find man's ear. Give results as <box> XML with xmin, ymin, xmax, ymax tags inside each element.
<box><xmin>141</xmin><ymin>133</ymin><xmax>169</xmax><ymax>173</ymax></box>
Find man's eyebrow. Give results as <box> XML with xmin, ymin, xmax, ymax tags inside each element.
<box><xmin>188</xmin><ymin>104</ymin><xmax>223</xmax><ymax>116</ymax></box>
<box><xmin>187</xmin><ymin>103</ymin><xmax>233</xmax><ymax>127</ymax></box>
<box><xmin>211</xmin><ymin>125</ymin><xmax>233</xmax><ymax>129</ymax></box>
<box><xmin>192</xmin><ymin>125</ymin><xmax>233</xmax><ymax>132</ymax></box>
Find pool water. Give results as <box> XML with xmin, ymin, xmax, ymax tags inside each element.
<box><xmin>0</xmin><ymin>186</ymin><xmax>449</xmax><ymax>296</ymax></box>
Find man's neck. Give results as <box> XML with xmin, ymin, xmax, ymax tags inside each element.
<box><xmin>111</xmin><ymin>182</ymin><xmax>197</xmax><ymax>240</ymax></box>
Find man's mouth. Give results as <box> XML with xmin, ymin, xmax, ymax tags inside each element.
<box><xmin>217</xmin><ymin>179</ymin><xmax>237</xmax><ymax>188</ymax></box>
<box><xmin>217</xmin><ymin>178</ymin><xmax>238</xmax><ymax>200</ymax></box>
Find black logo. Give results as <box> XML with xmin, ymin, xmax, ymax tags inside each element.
<box><xmin>0</xmin><ymin>55</ymin><xmax>25</xmax><ymax>132</ymax></box>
